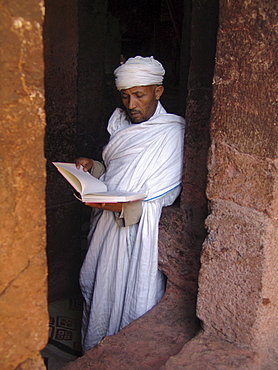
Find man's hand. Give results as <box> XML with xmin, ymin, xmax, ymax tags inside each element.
<box><xmin>85</xmin><ymin>202</ymin><xmax>123</xmax><ymax>213</ymax></box>
<box><xmin>75</xmin><ymin>157</ymin><xmax>94</xmax><ymax>172</ymax></box>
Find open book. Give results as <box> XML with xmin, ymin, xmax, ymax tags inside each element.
<box><xmin>53</xmin><ymin>162</ymin><xmax>147</xmax><ymax>203</ymax></box>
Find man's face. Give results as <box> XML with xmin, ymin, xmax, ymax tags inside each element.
<box><xmin>121</xmin><ymin>85</ymin><xmax>164</xmax><ymax>123</ymax></box>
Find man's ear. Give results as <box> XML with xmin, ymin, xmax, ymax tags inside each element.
<box><xmin>155</xmin><ymin>85</ymin><xmax>164</xmax><ymax>100</ymax></box>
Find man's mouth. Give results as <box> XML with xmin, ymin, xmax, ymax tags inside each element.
<box><xmin>128</xmin><ymin>110</ymin><xmax>143</xmax><ymax>123</ymax></box>
<box><xmin>130</xmin><ymin>110</ymin><xmax>140</xmax><ymax>117</ymax></box>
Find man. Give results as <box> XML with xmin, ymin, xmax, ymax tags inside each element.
<box><xmin>75</xmin><ymin>56</ymin><xmax>185</xmax><ymax>352</ymax></box>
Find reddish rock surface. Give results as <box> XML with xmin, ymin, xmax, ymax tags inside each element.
<box><xmin>162</xmin><ymin>333</ymin><xmax>262</xmax><ymax>370</ymax></box>
<box><xmin>63</xmin><ymin>285</ymin><xmax>199</xmax><ymax>370</ymax></box>
<box><xmin>198</xmin><ymin>0</ymin><xmax>278</xmax><ymax>358</ymax></box>
<box><xmin>0</xmin><ymin>0</ymin><xmax>48</xmax><ymax>369</ymax></box>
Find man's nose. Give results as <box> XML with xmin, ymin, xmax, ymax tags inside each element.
<box><xmin>128</xmin><ymin>96</ymin><xmax>136</xmax><ymax>110</ymax></box>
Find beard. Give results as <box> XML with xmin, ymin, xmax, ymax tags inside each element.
<box><xmin>127</xmin><ymin>109</ymin><xmax>145</xmax><ymax>123</ymax></box>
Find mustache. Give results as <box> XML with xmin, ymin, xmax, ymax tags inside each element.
<box><xmin>128</xmin><ymin>109</ymin><xmax>140</xmax><ymax>114</ymax></box>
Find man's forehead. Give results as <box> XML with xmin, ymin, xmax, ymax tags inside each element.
<box><xmin>121</xmin><ymin>85</ymin><xmax>156</xmax><ymax>94</ymax></box>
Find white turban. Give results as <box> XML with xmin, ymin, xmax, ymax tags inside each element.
<box><xmin>114</xmin><ymin>56</ymin><xmax>165</xmax><ymax>91</ymax></box>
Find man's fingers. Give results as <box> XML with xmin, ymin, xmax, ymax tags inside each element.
<box><xmin>75</xmin><ymin>157</ymin><xmax>93</xmax><ymax>171</ymax></box>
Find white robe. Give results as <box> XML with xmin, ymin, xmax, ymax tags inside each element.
<box><xmin>80</xmin><ymin>102</ymin><xmax>185</xmax><ymax>352</ymax></box>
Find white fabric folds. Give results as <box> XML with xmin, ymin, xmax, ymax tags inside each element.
<box><xmin>80</xmin><ymin>102</ymin><xmax>185</xmax><ymax>352</ymax></box>
<box><xmin>114</xmin><ymin>56</ymin><xmax>165</xmax><ymax>90</ymax></box>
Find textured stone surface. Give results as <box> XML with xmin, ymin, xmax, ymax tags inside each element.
<box><xmin>161</xmin><ymin>332</ymin><xmax>261</xmax><ymax>370</ymax></box>
<box><xmin>210</xmin><ymin>0</ymin><xmax>278</xmax><ymax>159</ymax></box>
<box><xmin>158</xmin><ymin>206</ymin><xmax>200</xmax><ymax>295</ymax></box>
<box><xmin>207</xmin><ymin>142</ymin><xmax>278</xmax><ymax>215</ymax></box>
<box><xmin>197</xmin><ymin>0</ymin><xmax>278</xmax><ymax>360</ymax></box>
<box><xmin>16</xmin><ymin>354</ymin><xmax>46</xmax><ymax>370</ymax></box>
<box><xmin>0</xmin><ymin>0</ymin><xmax>48</xmax><ymax>369</ymax></box>
<box><xmin>197</xmin><ymin>200</ymin><xmax>278</xmax><ymax>348</ymax></box>
<box><xmin>63</xmin><ymin>285</ymin><xmax>199</xmax><ymax>370</ymax></box>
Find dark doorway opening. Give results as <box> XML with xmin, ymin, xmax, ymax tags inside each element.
<box><xmin>43</xmin><ymin>0</ymin><xmax>218</xmax><ymax>366</ymax></box>
<box><xmin>44</xmin><ymin>0</ymin><xmax>190</xmax><ymax>309</ymax></box>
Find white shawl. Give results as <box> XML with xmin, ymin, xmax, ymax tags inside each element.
<box><xmin>80</xmin><ymin>102</ymin><xmax>185</xmax><ymax>352</ymax></box>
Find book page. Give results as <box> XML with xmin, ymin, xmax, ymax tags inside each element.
<box><xmin>53</xmin><ymin>162</ymin><xmax>146</xmax><ymax>203</ymax></box>
<box><xmin>53</xmin><ymin>162</ymin><xmax>107</xmax><ymax>195</ymax></box>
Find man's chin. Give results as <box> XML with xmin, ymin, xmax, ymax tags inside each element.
<box><xmin>129</xmin><ymin>114</ymin><xmax>144</xmax><ymax>123</ymax></box>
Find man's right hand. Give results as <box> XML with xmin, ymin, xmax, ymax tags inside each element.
<box><xmin>74</xmin><ymin>157</ymin><xmax>94</xmax><ymax>172</ymax></box>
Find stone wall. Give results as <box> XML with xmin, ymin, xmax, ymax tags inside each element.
<box><xmin>197</xmin><ymin>0</ymin><xmax>278</xmax><ymax>355</ymax></box>
<box><xmin>0</xmin><ymin>0</ymin><xmax>48</xmax><ymax>369</ymax></box>
<box><xmin>44</xmin><ymin>0</ymin><xmax>120</xmax><ymax>302</ymax></box>
<box><xmin>44</xmin><ymin>0</ymin><xmax>83</xmax><ymax>302</ymax></box>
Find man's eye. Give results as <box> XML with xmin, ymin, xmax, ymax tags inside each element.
<box><xmin>121</xmin><ymin>95</ymin><xmax>128</xmax><ymax>99</ymax></box>
<box><xmin>136</xmin><ymin>94</ymin><xmax>143</xmax><ymax>98</ymax></box>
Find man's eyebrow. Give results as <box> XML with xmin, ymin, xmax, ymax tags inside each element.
<box><xmin>132</xmin><ymin>91</ymin><xmax>145</xmax><ymax>95</ymax></box>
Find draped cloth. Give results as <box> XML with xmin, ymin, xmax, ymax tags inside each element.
<box><xmin>80</xmin><ymin>102</ymin><xmax>185</xmax><ymax>352</ymax></box>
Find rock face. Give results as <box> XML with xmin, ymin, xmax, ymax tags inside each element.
<box><xmin>0</xmin><ymin>0</ymin><xmax>48</xmax><ymax>369</ymax></box>
<box><xmin>161</xmin><ymin>332</ymin><xmax>262</xmax><ymax>370</ymax></box>
<box><xmin>197</xmin><ymin>0</ymin><xmax>278</xmax><ymax>356</ymax></box>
